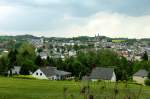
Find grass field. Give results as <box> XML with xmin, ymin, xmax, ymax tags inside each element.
<box><xmin>0</xmin><ymin>77</ymin><xmax>150</xmax><ymax>99</ymax></box>
<box><xmin>112</xmin><ymin>40</ymin><xmax>126</xmax><ymax>43</ymax></box>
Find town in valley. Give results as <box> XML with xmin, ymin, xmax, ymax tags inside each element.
<box><xmin>0</xmin><ymin>34</ymin><xmax>149</xmax><ymax>84</ymax></box>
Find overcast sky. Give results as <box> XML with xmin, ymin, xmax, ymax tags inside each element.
<box><xmin>0</xmin><ymin>0</ymin><xmax>150</xmax><ymax>38</ymax></box>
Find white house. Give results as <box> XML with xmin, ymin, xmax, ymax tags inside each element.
<box><xmin>8</xmin><ymin>66</ymin><xmax>21</xmax><ymax>75</ymax></box>
<box><xmin>32</xmin><ymin>66</ymin><xmax>71</xmax><ymax>80</ymax></box>
<box><xmin>89</xmin><ymin>67</ymin><xmax>116</xmax><ymax>82</ymax></box>
<box><xmin>68</xmin><ymin>50</ymin><xmax>76</xmax><ymax>57</ymax></box>
<box><xmin>39</xmin><ymin>52</ymin><xmax>48</xmax><ymax>59</ymax></box>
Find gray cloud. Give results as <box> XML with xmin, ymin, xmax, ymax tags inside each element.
<box><xmin>1</xmin><ymin>0</ymin><xmax>150</xmax><ymax>16</ymax></box>
<box><xmin>0</xmin><ymin>0</ymin><xmax>150</xmax><ymax>38</ymax></box>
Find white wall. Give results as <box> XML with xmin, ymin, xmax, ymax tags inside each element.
<box><xmin>91</xmin><ymin>79</ymin><xmax>98</xmax><ymax>81</ymax></box>
<box><xmin>48</xmin><ymin>75</ymin><xmax>60</xmax><ymax>80</ymax></box>
<box><xmin>32</xmin><ymin>69</ymin><xmax>48</xmax><ymax>79</ymax></box>
<box><xmin>111</xmin><ymin>71</ymin><xmax>116</xmax><ymax>82</ymax></box>
<box><xmin>8</xmin><ymin>67</ymin><xmax>21</xmax><ymax>75</ymax></box>
<box><xmin>133</xmin><ymin>76</ymin><xmax>147</xmax><ymax>84</ymax></box>
<box><xmin>41</xmin><ymin>56</ymin><xmax>47</xmax><ymax>59</ymax></box>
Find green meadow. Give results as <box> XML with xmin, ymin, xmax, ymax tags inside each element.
<box><xmin>0</xmin><ymin>77</ymin><xmax>150</xmax><ymax>99</ymax></box>
<box><xmin>112</xmin><ymin>40</ymin><xmax>127</xmax><ymax>43</ymax></box>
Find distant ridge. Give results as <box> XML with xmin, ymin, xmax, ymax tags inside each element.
<box><xmin>0</xmin><ymin>34</ymin><xmax>149</xmax><ymax>41</ymax></box>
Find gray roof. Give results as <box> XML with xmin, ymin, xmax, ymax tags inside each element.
<box><xmin>89</xmin><ymin>67</ymin><xmax>114</xmax><ymax>80</ymax></box>
<box><xmin>55</xmin><ymin>70</ymin><xmax>71</xmax><ymax>76</ymax></box>
<box><xmin>40</xmin><ymin>67</ymin><xmax>71</xmax><ymax>77</ymax></box>
<box><xmin>40</xmin><ymin>67</ymin><xmax>56</xmax><ymax>77</ymax></box>
<box><xmin>133</xmin><ymin>69</ymin><xmax>148</xmax><ymax>77</ymax></box>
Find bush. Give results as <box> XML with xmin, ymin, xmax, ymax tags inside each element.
<box><xmin>144</xmin><ymin>79</ymin><xmax>150</xmax><ymax>86</ymax></box>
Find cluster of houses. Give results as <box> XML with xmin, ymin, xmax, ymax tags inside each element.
<box><xmin>29</xmin><ymin>38</ymin><xmax>78</xmax><ymax>60</ymax></box>
<box><xmin>27</xmin><ymin>35</ymin><xmax>150</xmax><ymax>62</ymax></box>
<box><xmin>10</xmin><ymin>66</ymin><xmax>149</xmax><ymax>85</ymax></box>
<box><xmin>0</xmin><ymin>35</ymin><xmax>150</xmax><ymax>84</ymax></box>
<box><xmin>0</xmin><ymin>35</ymin><xmax>149</xmax><ymax>62</ymax></box>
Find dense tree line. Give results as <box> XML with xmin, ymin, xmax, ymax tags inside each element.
<box><xmin>52</xmin><ymin>50</ymin><xmax>133</xmax><ymax>80</ymax></box>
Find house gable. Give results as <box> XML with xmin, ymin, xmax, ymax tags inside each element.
<box><xmin>32</xmin><ymin>69</ymin><xmax>48</xmax><ymax>79</ymax></box>
<box><xmin>111</xmin><ymin>71</ymin><xmax>116</xmax><ymax>82</ymax></box>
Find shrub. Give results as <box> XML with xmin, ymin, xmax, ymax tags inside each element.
<box><xmin>74</xmin><ymin>77</ymin><xmax>80</xmax><ymax>82</ymax></box>
<box><xmin>144</xmin><ymin>79</ymin><xmax>150</xmax><ymax>86</ymax></box>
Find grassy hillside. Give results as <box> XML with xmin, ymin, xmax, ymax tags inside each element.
<box><xmin>0</xmin><ymin>77</ymin><xmax>150</xmax><ymax>99</ymax></box>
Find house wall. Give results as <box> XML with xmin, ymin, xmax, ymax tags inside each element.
<box><xmin>41</xmin><ymin>56</ymin><xmax>47</xmax><ymax>59</ymax></box>
<box><xmin>8</xmin><ymin>67</ymin><xmax>21</xmax><ymax>75</ymax></box>
<box><xmin>111</xmin><ymin>72</ymin><xmax>116</xmax><ymax>82</ymax></box>
<box><xmin>133</xmin><ymin>76</ymin><xmax>147</xmax><ymax>84</ymax></box>
<box><xmin>48</xmin><ymin>75</ymin><xmax>61</xmax><ymax>80</ymax></box>
<box><xmin>12</xmin><ymin>70</ymin><xmax>20</xmax><ymax>75</ymax></box>
<box><xmin>91</xmin><ymin>79</ymin><xmax>98</xmax><ymax>81</ymax></box>
<box><xmin>32</xmin><ymin>69</ymin><xmax>48</xmax><ymax>79</ymax></box>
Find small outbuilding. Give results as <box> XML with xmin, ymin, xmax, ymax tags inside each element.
<box><xmin>133</xmin><ymin>69</ymin><xmax>149</xmax><ymax>84</ymax></box>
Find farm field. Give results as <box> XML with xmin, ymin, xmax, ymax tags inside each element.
<box><xmin>0</xmin><ymin>77</ymin><xmax>150</xmax><ymax>99</ymax></box>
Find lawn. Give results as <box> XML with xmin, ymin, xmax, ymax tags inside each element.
<box><xmin>0</xmin><ymin>77</ymin><xmax>150</xmax><ymax>99</ymax></box>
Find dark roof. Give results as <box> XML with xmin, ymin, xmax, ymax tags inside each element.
<box><xmin>89</xmin><ymin>67</ymin><xmax>114</xmax><ymax>80</ymax></box>
<box><xmin>133</xmin><ymin>69</ymin><xmax>148</xmax><ymax>77</ymax></box>
<box><xmin>40</xmin><ymin>67</ymin><xmax>71</xmax><ymax>77</ymax></box>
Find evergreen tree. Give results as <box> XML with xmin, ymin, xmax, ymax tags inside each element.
<box><xmin>142</xmin><ymin>51</ymin><xmax>148</xmax><ymax>61</ymax></box>
<box><xmin>8</xmin><ymin>49</ymin><xmax>18</xmax><ymax>76</ymax></box>
<box><xmin>35</xmin><ymin>55</ymin><xmax>43</xmax><ymax>66</ymax></box>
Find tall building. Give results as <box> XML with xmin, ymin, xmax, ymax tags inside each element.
<box><xmin>95</xmin><ymin>33</ymin><xmax>101</xmax><ymax>41</ymax></box>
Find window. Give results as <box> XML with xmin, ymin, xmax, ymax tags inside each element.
<box><xmin>36</xmin><ymin>73</ymin><xmax>38</xmax><ymax>75</ymax></box>
<box><xmin>40</xmin><ymin>73</ymin><xmax>42</xmax><ymax>76</ymax></box>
